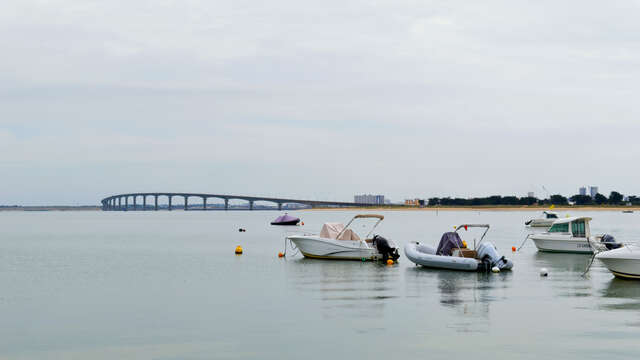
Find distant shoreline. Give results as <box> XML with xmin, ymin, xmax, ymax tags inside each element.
<box><xmin>306</xmin><ymin>205</ymin><xmax>640</xmax><ymax>212</ymax></box>
<box><xmin>1</xmin><ymin>205</ymin><xmax>637</xmax><ymax>212</ymax></box>
<box><xmin>0</xmin><ymin>206</ymin><xmax>101</xmax><ymax>211</ymax></box>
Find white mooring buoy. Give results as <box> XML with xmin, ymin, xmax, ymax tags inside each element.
<box><xmin>540</xmin><ymin>267</ymin><xmax>549</xmax><ymax>277</ymax></box>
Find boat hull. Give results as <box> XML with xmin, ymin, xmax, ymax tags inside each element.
<box><xmin>287</xmin><ymin>235</ymin><xmax>380</xmax><ymax>260</ymax></box>
<box><xmin>270</xmin><ymin>220</ymin><xmax>300</xmax><ymax>225</ymax></box>
<box><xmin>596</xmin><ymin>246</ymin><xmax>640</xmax><ymax>279</ymax></box>
<box><xmin>530</xmin><ymin>235</ymin><xmax>593</xmax><ymax>254</ymax></box>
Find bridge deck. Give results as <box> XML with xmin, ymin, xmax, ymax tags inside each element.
<box><xmin>101</xmin><ymin>192</ymin><xmax>380</xmax><ymax>210</ymax></box>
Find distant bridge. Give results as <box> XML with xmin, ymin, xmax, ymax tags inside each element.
<box><xmin>101</xmin><ymin>193</ymin><xmax>378</xmax><ymax>211</ymax></box>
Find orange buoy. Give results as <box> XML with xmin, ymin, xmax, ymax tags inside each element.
<box><xmin>301</xmin><ymin>221</ymin><xmax>304</xmax><ymax>226</ymax></box>
<box><xmin>235</xmin><ymin>245</ymin><xmax>243</xmax><ymax>254</ymax></box>
<box><xmin>278</xmin><ymin>252</ymin><xmax>284</xmax><ymax>258</ymax></box>
<box><xmin>386</xmin><ymin>259</ymin><xmax>394</xmax><ymax>265</ymax></box>
<box><xmin>512</xmin><ymin>246</ymin><xmax>516</xmax><ymax>252</ymax></box>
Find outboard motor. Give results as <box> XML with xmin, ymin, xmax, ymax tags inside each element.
<box><xmin>601</xmin><ymin>234</ymin><xmax>622</xmax><ymax>250</ymax></box>
<box><xmin>372</xmin><ymin>235</ymin><xmax>400</xmax><ymax>261</ymax></box>
<box><xmin>476</xmin><ymin>242</ymin><xmax>513</xmax><ymax>271</ymax></box>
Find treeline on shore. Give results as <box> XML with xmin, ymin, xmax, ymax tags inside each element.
<box><xmin>428</xmin><ymin>191</ymin><xmax>638</xmax><ymax>206</ymax></box>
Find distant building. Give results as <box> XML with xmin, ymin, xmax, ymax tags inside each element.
<box><xmin>405</xmin><ymin>198</ymin><xmax>425</xmax><ymax>207</ymax></box>
<box><xmin>354</xmin><ymin>194</ymin><xmax>385</xmax><ymax>205</ymax></box>
<box><xmin>579</xmin><ymin>187</ymin><xmax>587</xmax><ymax>196</ymax></box>
<box><xmin>589</xmin><ymin>186</ymin><xmax>598</xmax><ymax>198</ymax></box>
<box><xmin>527</xmin><ymin>192</ymin><xmax>535</xmax><ymax>198</ymax></box>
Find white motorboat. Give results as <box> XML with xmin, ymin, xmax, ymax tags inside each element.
<box><xmin>286</xmin><ymin>214</ymin><xmax>400</xmax><ymax>261</ymax></box>
<box><xmin>404</xmin><ymin>224</ymin><xmax>513</xmax><ymax>272</ymax></box>
<box><xmin>596</xmin><ymin>245</ymin><xmax>640</xmax><ymax>279</ymax></box>
<box><xmin>525</xmin><ymin>211</ymin><xmax>559</xmax><ymax>227</ymax></box>
<box><xmin>594</xmin><ymin>235</ymin><xmax>640</xmax><ymax>279</ymax></box>
<box><xmin>528</xmin><ymin>216</ymin><xmax>615</xmax><ymax>254</ymax></box>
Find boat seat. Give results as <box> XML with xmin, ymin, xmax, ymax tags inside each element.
<box><xmin>452</xmin><ymin>249</ymin><xmax>477</xmax><ymax>258</ymax></box>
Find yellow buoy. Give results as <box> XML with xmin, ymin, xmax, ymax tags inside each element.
<box><xmin>235</xmin><ymin>245</ymin><xmax>243</xmax><ymax>254</ymax></box>
<box><xmin>278</xmin><ymin>252</ymin><xmax>284</xmax><ymax>258</ymax></box>
<box><xmin>462</xmin><ymin>240</ymin><xmax>468</xmax><ymax>248</ymax></box>
<box><xmin>386</xmin><ymin>259</ymin><xmax>394</xmax><ymax>265</ymax></box>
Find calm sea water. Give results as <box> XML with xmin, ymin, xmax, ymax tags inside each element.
<box><xmin>1</xmin><ymin>210</ymin><xmax>640</xmax><ymax>359</ymax></box>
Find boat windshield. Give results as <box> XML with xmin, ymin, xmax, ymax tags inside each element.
<box><xmin>548</xmin><ymin>223</ymin><xmax>569</xmax><ymax>233</ymax></box>
<box><xmin>335</xmin><ymin>214</ymin><xmax>384</xmax><ymax>240</ymax></box>
<box><xmin>545</xmin><ymin>212</ymin><xmax>559</xmax><ymax>219</ymax></box>
<box><xmin>571</xmin><ymin>220</ymin><xmax>586</xmax><ymax>237</ymax></box>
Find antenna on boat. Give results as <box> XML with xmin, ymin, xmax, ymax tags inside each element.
<box><xmin>541</xmin><ymin>185</ymin><xmax>551</xmax><ymax>199</ymax></box>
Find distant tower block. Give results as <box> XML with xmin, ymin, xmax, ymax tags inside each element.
<box><xmin>527</xmin><ymin>192</ymin><xmax>535</xmax><ymax>198</ymax></box>
<box><xmin>579</xmin><ymin>187</ymin><xmax>587</xmax><ymax>196</ymax></box>
<box><xmin>589</xmin><ymin>186</ymin><xmax>598</xmax><ymax>198</ymax></box>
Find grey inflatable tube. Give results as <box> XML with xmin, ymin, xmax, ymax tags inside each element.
<box><xmin>404</xmin><ymin>242</ymin><xmax>479</xmax><ymax>271</ymax></box>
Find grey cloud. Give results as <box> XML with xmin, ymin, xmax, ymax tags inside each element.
<box><xmin>1</xmin><ymin>0</ymin><xmax>640</xmax><ymax>204</ymax></box>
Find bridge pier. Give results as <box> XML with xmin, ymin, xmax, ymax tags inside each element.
<box><xmin>203</xmin><ymin>197</ymin><xmax>207</xmax><ymax>210</ymax></box>
<box><xmin>154</xmin><ymin>195</ymin><xmax>158</xmax><ymax>211</ymax></box>
<box><xmin>278</xmin><ymin>203</ymin><xmax>282</xmax><ymax>211</ymax></box>
<box><xmin>133</xmin><ymin>196</ymin><xmax>137</xmax><ymax>210</ymax></box>
<box><xmin>125</xmin><ymin>196</ymin><xmax>129</xmax><ymax>211</ymax></box>
<box><xmin>168</xmin><ymin>195</ymin><xmax>172</xmax><ymax>211</ymax></box>
<box><xmin>249</xmin><ymin>200</ymin><xmax>254</xmax><ymax>210</ymax></box>
<box><xmin>224</xmin><ymin>199</ymin><xmax>229</xmax><ymax>210</ymax></box>
<box><xmin>184</xmin><ymin>196</ymin><xmax>189</xmax><ymax>211</ymax></box>
<box><xmin>118</xmin><ymin>197</ymin><xmax>122</xmax><ymax>210</ymax></box>
<box><xmin>142</xmin><ymin>195</ymin><xmax>146</xmax><ymax>210</ymax></box>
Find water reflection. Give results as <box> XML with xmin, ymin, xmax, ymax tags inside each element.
<box><xmin>531</xmin><ymin>252</ymin><xmax>596</xmax><ymax>299</ymax></box>
<box><xmin>286</xmin><ymin>258</ymin><xmax>400</xmax><ymax>318</ymax></box>
<box><xmin>599</xmin><ymin>278</ymin><xmax>640</xmax><ymax>311</ymax></box>
<box><xmin>406</xmin><ymin>267</ymin><xmax>512</xmax><ymax>318</ymax></box>
<box><xmin>533</xmin><ymin>252</ymin><xmax>592</xmax><ymax>273</ymax></box>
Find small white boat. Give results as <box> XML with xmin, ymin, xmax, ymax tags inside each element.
<box><xmin>585</xmin><ymin>234</ymin><xmax>638</xmax><ymax>279</ymax></box>
<box><xmin>286</xmin><ymin>214</ymin><xmax>400</xmax><ymax>261</ymax></box>
<box><xmin>596</xmin><ymin>245</ymin><xmax>640</xmax><ymax>279</ymax></box>
<box><xmin>529</xmin><ymin>216</ymin><xmax>597</xmax><ymax>253</ymax></box>
<box><xmin>404</xmin><ymin>224</ymin><xmax>513</xmax><ymax>272</ymax></box>
<box><xmin>525</xmin><ymin>211</ymin><xmax>559</xmax><ymax>227</ymax></box>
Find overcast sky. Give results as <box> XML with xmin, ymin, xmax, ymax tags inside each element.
<box><xmin>2</xmin><ymin>0</ymin><xmax>640</xmax><ymax>205</ymax></box>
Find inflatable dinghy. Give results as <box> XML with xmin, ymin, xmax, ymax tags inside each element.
<box><xmin>271</xmin><ymin>214</ymin><xmax>300</xmax><ymax>226</ymax></box>
<box><xmin>404</xmin><ymin>224</ymin><xmax>513</xmax><ymax>272</ymax></box>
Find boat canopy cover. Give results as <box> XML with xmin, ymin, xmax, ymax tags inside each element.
<box><xmin>272</xmin><ymin>214</ymin><xmax>300</xmax><ymax>224</ymax></box>
<box><xmin>320</xmin><ymin>223</ymin><xmax>361</xmax><ymax>240</ymax></box>
<box><xmin>436</xmin><ymin>232</ymin><xmax>464</xmax><ymax>256</ymax></box>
